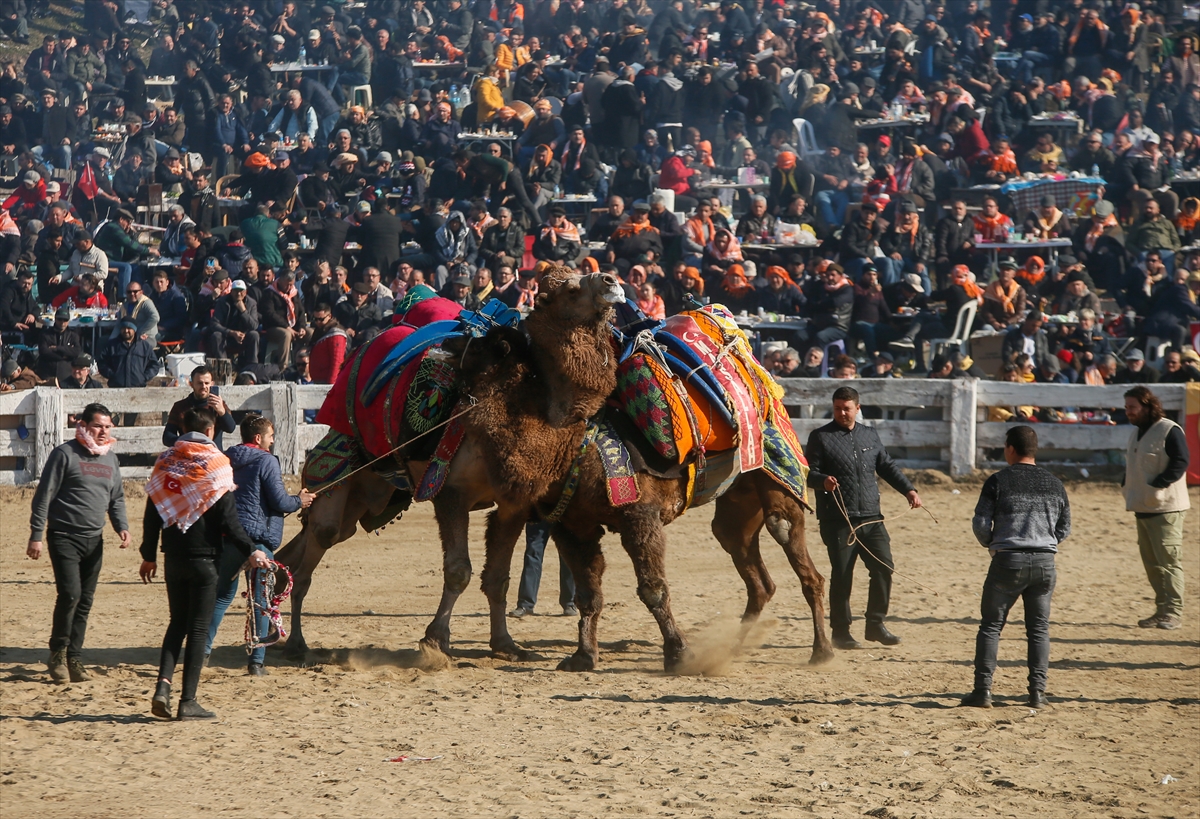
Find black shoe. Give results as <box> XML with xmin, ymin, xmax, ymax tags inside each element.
<box><xmin>1027</xmin><ymin>691</ymin><xmax>1048</xmax><ymax>709</ymax></box>
<box><xmin>864</xmin><ymin>624</ymin><xmax>901</xmax><ymax>646</ymax></box>
<box><xmin>832</xmin><ymin>632</ymin><xmax>861</xmax><ymax>650</ymax></box>
<box><xmin>960</xmin><ymin>689</ymin><xmax>993</xmax><ymax>708</ymax></box>
<box><xmin>151</xmin><ymin>681</ymin><xmax>172</xmax><ymax>718</ymax></box>
<box><xmin>177</xmin><ymin>699</ymin><xmax>217</xmax><ymax>720</ymax></box>
<box><xmin>247</xmin><ymin>662</ymin><xmax>268</xmax><ymax>677</ymax></box>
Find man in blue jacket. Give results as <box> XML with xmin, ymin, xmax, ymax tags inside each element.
<box><xmin>206</xmin><ymin>414</ymin><xmax>314</xmax><ymax>675</ymax></box>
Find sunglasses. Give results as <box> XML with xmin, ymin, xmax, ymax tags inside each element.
<box><xmin>127</xmin><ymin>288</ymin><xmax>142</xmax><ymax>294</ymax></box>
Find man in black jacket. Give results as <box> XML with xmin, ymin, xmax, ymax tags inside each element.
<box><xmin>934</xmin><ymin>199</ymin><xmax>975</xmax><ymax>290</ymax></box>
<box><xmin>0</xmin><ymin>269</ymin><xmax>38</xmax><ymax>334</ymax></box>
<box><xmin>35</xmin><ymin>306</ymin><xmax>82</xmax><ymax>382</ymax></box>
<box><xmin>140</xmin><ymin>407</ymin><xmax>271</xmax><ymax>720</ymax></box>
<box><xmin>805</xmin><ymin>386</ymin><xmax>922</xmax><ymax>650</ymax></box>
<box><xmin>479</xmin><ymin>207</ymin><xmax>526</xmax><ymax>269</ymax></box>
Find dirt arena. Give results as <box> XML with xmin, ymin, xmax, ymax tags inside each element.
<box><xmin>1</xmin><ymin>477</ymin><xmax>1197</xmax><ymax>818</ymax></box>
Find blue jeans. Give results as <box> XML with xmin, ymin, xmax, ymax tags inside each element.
<box><xmin>1019</xmin><ymin>51</ymin><xmax>1054</xmax><ymax>83</ymax></box>
<box><xmin>32</xmin><ymin>143</ymin><xmax>72</xmax><ymax>171</ymax></box>
<box><xmin>319</xmin><ymin>112</ymin><xmax>341</xmax><ymax>142</ymax></box>
<box><xmin>108</xmin><ymin>261</ymin><xmax>135</xmax><ymax>295</ymax></box>
<box><xmin>815</xmin><ymin>189</ymin><xmax>849</xmax><ymax>227</ymax></box>
<box><xmin>206</xmin><ymin>542</ymin><xmax>275</xmax><ymax>665</ymax></box>
<box><xmin>516</xmin><ymin>522</ymin><xmax>575</xmax><ymax>611</ymax></box>
<box><xmin>974</xmin><ymin>551</ymin><xmax>1056</xmax><ymax>693</ymax></box>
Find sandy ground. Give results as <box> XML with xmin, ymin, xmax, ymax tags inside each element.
<box><xmin>1</xmin><ymin>478</ymin><xmax>1198</xmax><ymax>819</ymax></box>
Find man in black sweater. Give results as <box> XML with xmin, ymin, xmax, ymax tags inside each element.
<box><xmin>140</xmin><ymin>407</ymin><xmax>270</xmax><ymax>720</ymax></box>
<box><xmin>805</xmin><ymin>386</ymin><xmax>922</xmax><ymax>650</ymax></box>
<box><xmin>964</xmin><ymin>426</ymin><xmax>1071</xmax><ymax>710</ymax></box>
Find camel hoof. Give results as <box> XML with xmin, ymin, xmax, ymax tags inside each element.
<box><xmin>809</xmin><ymin>645</ymin><xmax>836</xmax><ymax>666</ymax></box>
<box><xmin>490</xmin><ymin>641</ymin><xmax>532</xmax><ymax>662</ymax></box>
<box><xmin>419</xmin><ymin>636</ymin><xmax>451</xmax><ymax>657</ymax></box>
<box><xmin>556</xmin><ymin>652</ymin><xmax>597</xmax><ymax>672</ymax></box>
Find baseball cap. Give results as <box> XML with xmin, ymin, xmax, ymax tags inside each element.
<box><xmin>1144</xmin><ymin>132</ymin><xmax>1160</xmax><ymax>144</ymax></box>
<box><xmin>72</xmin><ymin>353</ymin><xmax>93</xmax><ymax>368</ymax></box>
<box><xmin>1124</xmin><ymin>348</ymin><xmax>1145</xmax><ymax>361</ymax></box>
<box><xmin>272</xmin><ymin>34</ymin><xmax>286</xmax><ymax>44</ymax></box>
<box><xmin>903</xmin><ymin>273</ymin><xmax>923</xmax><ymax>290</ymax></box>
<box><xmin>356</xmin><ymin>200</ymin><xmax>373</xmax><ymax>213</ymax></box>
<box><xmin>632</xmin><ymin>199</ymin><xmax>650</xmax><ymax>211</ymax></box>
<box><xmin>22</xmin><ymin>170</ymin><xmax>40</xmax><ymax>186</ymax></box>
<box><xmin>1094</xmin><ymin>200</ymin><xmax>1115</xmax><ymax>217</ymax></box>
<box><xmin>231</xmin><ymin>279</ymin><xmax>248</xmax><ymax>291</ymax></box>
<box><xmin>308</xmin><ymin>29</ymin><xmax>321</xmax><ymax>39</ymax></box>
<box><xmin>55</xmin><ymin>306</ymin><xmax>71</xmax><ymax>321</ymax></box>
<box><xmin>998</xmin><ymin>256</ymin><xmax>1018</xmax><ymax>269</ymax></box>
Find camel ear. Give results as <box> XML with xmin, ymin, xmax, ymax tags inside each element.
<box><xmin>497</xmin><ymin>339</ymin><xmax>511</xmax><ymax>357</ymax></box>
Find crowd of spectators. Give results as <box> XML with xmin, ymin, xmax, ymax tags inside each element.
<box><xmin>1</xmin><ymin>0</ymin><xmax>1199</xmax><ymax>399</ymax></box>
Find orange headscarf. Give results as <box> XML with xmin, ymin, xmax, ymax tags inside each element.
<box><xmin>722</xmin><ymin>264</ymin><xmax>753</xmax><ymax>298</ymax></box>
<box><xmin>776</xmin><ymin>151</ymin><xmax>797</xmax><ymax>170</ymax></box>
<box><xmin>952</xmin><ymin>265</ymin><xmax>983</xmax><ymax>300</ymax></box>
<box><xmin>696</xmin><ymin>140</ymin><xmax>715</xmax><ymax>168</ymax></box>
<box><xmin>578</xmin><ymin>256</ymin><xmax>599</xmax><ymax>274</ymax></box>
<box><xmin>765</xmin><ymin>265</ymin><xmax>795</xmax><ymax>287</ymax></box>
<box><xmin>682</xmin><ymin>266</ymin><xmax>704</xmax><ymax>295</ymax></box>
<box><xmin>1018</xmin><ymin>255</ymin><xmax>1046</xmax><ymax>287</ymax></box>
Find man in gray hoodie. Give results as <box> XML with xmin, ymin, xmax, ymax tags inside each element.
<box><xmin>28</xmin><ymin>402</ymin><xmax>129</xmax><ymax>684</ymax></box>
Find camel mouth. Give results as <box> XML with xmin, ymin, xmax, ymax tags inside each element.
<box><xmin>601</xmin><ymin>285</ymin><xmax>626</xmax><ymax>304</ymax></box>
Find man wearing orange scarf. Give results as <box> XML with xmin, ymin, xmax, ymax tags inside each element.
<box><xmin>972</xmin><ymin>195</ymin><xmax>1014</xmax><ymax>243</ymax></box>
<box><xmin>1022</xmin><ymin>195</ymin><xmax>1072</xmax><ymax>240</ymax></box>
<box><xmin>261</xmin><ymin>268</ymin><xmax>308</xmax><ymax>369</ymax></box>
<box><xmin>981</xmin><ymin>257</ymin><xmax>1028</xmax><ymax>331</ymax></box>
<box><xmin>141</xmin><ymin>407</ymin><xmax>270</xmax><ymax>720</ymax></box>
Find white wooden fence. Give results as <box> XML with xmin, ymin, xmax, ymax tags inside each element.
<box><xmin>0</xmin><ymin>380</ymin><xmax>1189</xmax><ymax>485</ymax></box>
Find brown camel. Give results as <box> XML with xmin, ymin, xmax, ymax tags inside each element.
<box><xmin>273</xmin><ymin>270</ymin><xmax>625</xmax><ymax>661</ymax></box>
<box><xmin>448</xmin><ymin>275</ymin><xmax>833</xmax><ymax>672</ymax></box>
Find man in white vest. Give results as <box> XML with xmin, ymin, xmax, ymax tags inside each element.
<box><xmin>1123</xmin><ymin>386</ymin><xmax>1191</xmax><ymax>631</ymax></box>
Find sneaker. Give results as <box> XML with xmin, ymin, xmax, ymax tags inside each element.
<box><xmin>508</xmin><ymin>606</ymin><xmax>533</xmax><ymax>618</ymax></box>
<box><xmin>960</xmin><ymin>689</ymin><xmax>993</xmax><ymax>708</ymax></box>
<box><xmin>67</xmin><ymin>657</ymin><xmax>91</xmax><ymax>682</ymax></box>
<box><xmin>151</xmin><ymin>681</ymin><xmax>172</xmax><ymax>719</ymax></box>
<box><xmin>177</xmin><ymin>699</ymin><xmax>217</xmax><ymax>720</ymax></box>
<box><xmin>47</xmin><ymin>648</ymin><xmax>68</xmax><ymax>685</ymax></box>
<box><xmin>562</xmin><ymin>605</ymin><xmax>579</xmax><ymax>616</ymax></box>
<box><xmin>889</xmin><ymin>339</ymin><xmax>916</xmax><ymax>350</ymax></box>
<box><xmin>1138</xmin><ymin>613</ymin><xmax>1165</xmax><ymax>628</ymax></box>
<box><xmin>1157</xmin><ymin>615</ymin><xmax>1182</xmax><ymax>631</ymax></box>
<box><xmin>247</xmin><ymin>662</ymin><xmax>268</xmax><ymax>676</ymax></box>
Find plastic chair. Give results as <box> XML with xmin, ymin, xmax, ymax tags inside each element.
<box><xmin>791</xmin><ymin>117</ymin><xmax>822</xmax><ymax>161</ymax></box>
<box><xmin>351</xmin><ymin>85</ymin><xmax>373</xmax><ymax>109</ymax></box>
<box><xmin>1145</xmin><ymin>336</ymin><xmax>1170</xmax><ymax>367</ymax></box>
<box><xmin>819</xmin><ymin>339</ymin><xmax>846</xmax><ymax>377</ymax></box>
<box><xmin>927</xmin><ymin>300</ymin><xmax>978</xmax><ymax>367</ymax></box>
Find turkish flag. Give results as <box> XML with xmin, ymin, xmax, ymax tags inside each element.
<box><xmin>76</xmin><ymin>162</ymin><xmax>99</xmax><ymax>200</ymax></box>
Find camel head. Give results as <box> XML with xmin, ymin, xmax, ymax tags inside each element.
<box><xmin>442</xmin><ymin>326</ymin><xmax>532</xmax><ymax>387</ymax></box>
<box><xmin>533</xmin><ymin>268</ymin><xmax>626</xmax><ymax>324</ymax></box>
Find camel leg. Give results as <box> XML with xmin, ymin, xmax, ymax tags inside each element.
<box><xmin>757</xmin><ymin>476</ymin><xmax>834</xmax><ymax>665</ymax></box>
<box><xmin>479</xmin><ymin>506</ymin><xmax>535</xmax><ymax>661</ymax></box>
<box><xmin>618</xmin><ymin>505</ymin><xmax>688</xmax><ymax>672</ymax></box>
<box><xmin>421</xmin><ymin>488</ymin><xmax>474</xmax><ymax>655</ymax></box>
<box><xmin>553</xmin><ymin>524</ymin><xmax>606</xmax><ymax>672</ymax></box>
<box><xmin>713</xmin><ymin>480</ymin><xmax>776</xmax><ymax>623</ymax></box>
<box><xmin>276</xmin><ymin>482</ymin><xmax>363</xmax><ymax>660</ymax></box>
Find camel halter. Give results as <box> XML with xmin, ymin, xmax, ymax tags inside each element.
<box><xmin>245</xmin><ymin>560</ymin><xmax>294</xmax><ymax>651</ymax></box>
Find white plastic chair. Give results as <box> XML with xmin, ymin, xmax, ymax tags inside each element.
<box><xmin>1145</xmin><ymin>336</ymin><xmax>1171</xmax><ymax>367</ymax></box>
<box><xmin>927</xmin><ymin>300</ymin><xmax>978</xmax><ymax>367</ymax></box>
<box><xmin>791</xmin><ymin>118</ymin><xmax>821</xmax><ymax>161</ymax></box>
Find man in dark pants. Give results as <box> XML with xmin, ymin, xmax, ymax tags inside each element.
<box><xmin>963</xmin><ymin>425</ymin><xmax>1071</xmax><ymax>710</ymax></box>
<box><xmin>509</xmin><ymin>523</ymin><xmax>577</xmax><ymax>618</ymax></box>
<box><xmin>27</xmin><ymin>403</ymin><xmax>130</xmax><ymax>684</ymax></box>
<box><xmin>805</xmin><ymin>386</ymin><xmax>922</xmax><ymax>649</ymax></box>
<box><xmin>139</xmin><ymin>408</ymin><xmax>271</xmax><ymax>720</ymax></box>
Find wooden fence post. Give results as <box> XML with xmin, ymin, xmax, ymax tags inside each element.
<box><xmin>33</xmin><ymin>387</ymin><xmax>63</xmax><ymax>480</ymax></box>
<box><xmin>948</xmin><ymin>378</ymin><xmax>977</xmax><ymax>477</ymax></box>
<box><xmin>269</xmin><ymin>383</ymin><xmax>299</xmax><ymax>475</ymax></box>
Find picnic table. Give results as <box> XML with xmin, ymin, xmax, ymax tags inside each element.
<box><xmin>999</xmin><ymin>175</ymin><xmax>1105</xmax><ymax>218</ymax></box>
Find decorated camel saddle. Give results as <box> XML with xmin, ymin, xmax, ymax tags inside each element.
<box><xmin>605</xmin><ymin>302</ymin><xmax>809</xmax><ymax>512</ymax></box>
<box><xmin>305</xmin><ymin>286</ymin><xmax>520</xmax><ymax>509</ymax></box>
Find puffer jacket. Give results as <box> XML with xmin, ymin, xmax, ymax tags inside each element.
<box><xmin>805</xmin><ymin>421</ymin><xmax>915</xmax><ymax>522</ymax></box>
<box><xmin>225</xmin><ymin>443</ymin><xmax>302</xmax><ymax>548</ymax></box>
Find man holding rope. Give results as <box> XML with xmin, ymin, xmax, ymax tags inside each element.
<box><xmin>806</xmin><ymin>386</ymin><xmax>922</xmax><ymax>650</ymax></box>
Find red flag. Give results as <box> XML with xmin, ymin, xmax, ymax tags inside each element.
<box><xmin>77</xmin><ymin>162</ymin><xmax>99</xmax><ymax>200</ymax></box>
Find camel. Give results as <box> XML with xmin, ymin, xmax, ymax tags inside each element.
<box><xmin>274</xmin><ymin>271</ymin><xmax>625</xmax><ymax>661</ymax></box>
<box><xmin>446</xmin><ymin>273</ymin><xmax>834</xmax><ymax>671</ymax></box>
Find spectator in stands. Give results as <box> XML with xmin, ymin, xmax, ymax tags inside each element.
<box><xmin>35</xmin><ymin>306</ymin><xmax>82</xmax><ymax>383</ymax></box>
<box><xmin>50</xmin><ymin>272</ymin><xmax>108</xmax><ymax>310</ymax></box>
<box><xmin>0</xmin><ymin>267</ymin><xmax>38</xmax><ymax>333</ymax></box>
<box><xmin>59</xmin><ymin>354</ymin><xmax>101</xmax><ymax>390</ymax></box>
<box><xmin>95</xmin><ymin>209</ymin><xmax>158</xmax><ymax>295</ymax></box>
<box><xmin>308</xmin><ymin>302</ymin><xmax>350</xmax><ymax>383</ymax></box>
<box><xmin>206</xmin><ymin>280</ymin><xmax>260</xmax><ymax>370</ymax></box>
<box><xmin>163</xmin><ymin>366</ymin><xmax>237</xmax><ymax>450</ymax></box>
<box><xmin>148</xmin><ymin>270</ymin><xmax>190</xmax><ymax>343</ymax></box>
<box><xmin>112</xmin><ymin>281</ymin><xmax>160</xmax><ymax>345</ymax></box>
<box><xmin>98</xmin><ymin>319</ymin><xmax>159</xmax><ymax>388</ymax></box>
<box><xmin>260</xmin><ymin>268</ymin><xmax>308</xmax><ymax>369</ymax></box>
<box><xmin>1001</xmin><ymin>312</ymin><xmax>1060</xmax><ymax>383</ymax></box>
<box><xmin>980</xmin><ymin>258</ymin><xmax>1028</xmax><ymax>331</ymax></box>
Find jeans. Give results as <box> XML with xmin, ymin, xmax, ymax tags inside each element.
<box><xmin>876</xmin><ymin>256</ymin><xmax>931</xmax><ymax>294</ymax></box>
<box><xmin>159</xmin><ymin>554</ymin><xmax>219</xmax><ymax>702</ymax></box>
<box><xmin>821</xmin><ymin>519</ymin><xmax>893</xmax><ymax>633</ymax></box>
<box><xmin>207</xmin><ymin>543</ymin><xmax>275</xmax><ymax>665</ymax></box>
<box><xmin>1136</xmin><ymin>511</ymin><xmax>1186</xmax><ymax>618</ymax></box>
<box><xmin>319</xmin><ymin>112</ymin><xmax>341</xmax><ymax>143</ymax></box>
<box><xmin>815</xmin><ymin>189</ymin><xmax>849</xmax><ymax>228</ymax></box>
<box><xmin>516</xmin><ymin>522</ymin><xmax>576</xmax><ymax>611</ymax></box>
<box><xmin>973</xmin><ymin>550</ymin><xmax>1056</xmax><ymax>693</ymax></box>
<box><xmin>47</xmin><ymin>531</ymin><xmax>104</xmax><ymax>658</ymax></box>
<box><xmin>32</xmin><ymin>143</ymin><xmax>72</xmax><ymax>171</ymax></box>
<box><xmin>109</xmin><ymin>261</ymin><xmax>135</xmax><ymax>296</ymax></box>
<box><xmin>1019</xmin><ymin>51</ymin><xmax>1054</xmax><ymax>83</ymax></box>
